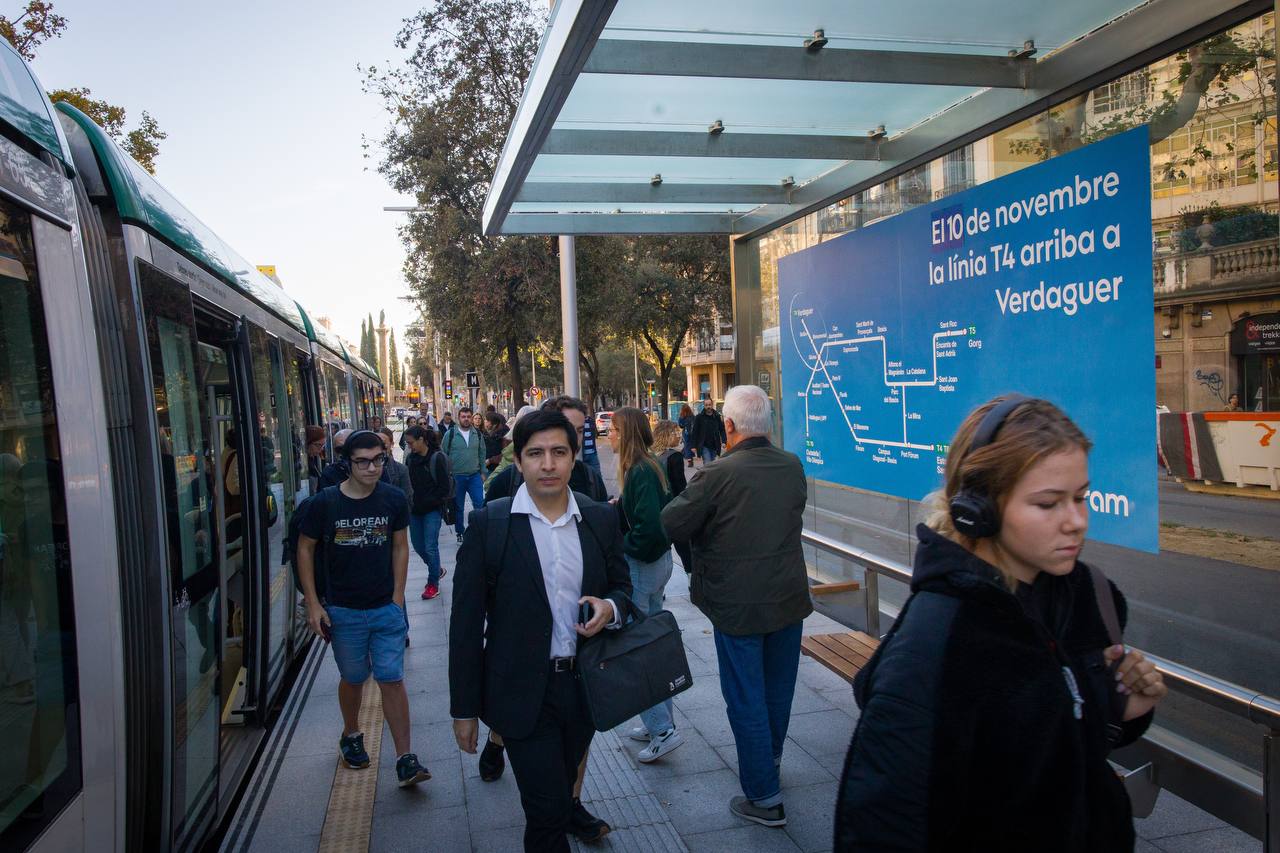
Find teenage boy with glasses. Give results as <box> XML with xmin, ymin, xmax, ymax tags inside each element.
<box><xmin>297</xmin><ymin>430</ymin><xmax>429</xmax><ymax>787</ymax></box>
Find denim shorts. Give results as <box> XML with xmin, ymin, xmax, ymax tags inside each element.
<box><xmin>325</xmin><ymin>602</ymin><xmax>407</xmax><ymax>684</ymax></box>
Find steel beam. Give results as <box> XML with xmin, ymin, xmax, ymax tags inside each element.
<box><xmin>542</xmin><ymin>129</ymin><xmax>880</xmax><ymax>160</ymax></box>
<box><xmin>482</xmin><ymin>0</ymin><xmax>619</xmax><ymax>236</ymax></box>
<box><xmin>516</xmin><ymin>182</ymin><xmax>791</xmax><ymax>204</ymax></box>
<box><xmin>502</xmin><ymin>213</ymin><xmax>735</xmax><ymax>235</ymax></box>
<box><xmin>732</xmin><ymin>0</ymin><xmax>1270</xmax><ymax>239</ymax></box>
<box><xmin>585</xmin><ymin>39</ymin><xmax>1030</xmax><ymax>89</ymax></box>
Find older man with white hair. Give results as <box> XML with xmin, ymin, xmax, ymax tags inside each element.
<box><xmin>660</xmin><ymin>385</ymin><xmax>810</xmax><ymax>829</ymax></box>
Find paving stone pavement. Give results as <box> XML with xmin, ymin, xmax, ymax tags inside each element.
<box><xmin>226</xmin><ymin>443</ymin><xmax>1261</xmax><ymax>853</ymax></box>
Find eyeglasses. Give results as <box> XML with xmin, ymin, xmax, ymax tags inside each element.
<box><xmin>351</xmin><ymin>455</ymin><xmax>388</xmax><ymax>470</ymax></box>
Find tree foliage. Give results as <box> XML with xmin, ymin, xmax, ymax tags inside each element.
<box><xmin>365</xmin><ymin>0</ymin><xmax>556</xmax><ymax>404</ymax></box>
<box><xmin>0</xmin><ymin>0</ymin><xmax>63</xmax><ymax>60</ymax></box>
<box><xmin>388</xmin><ymin>328</ymin><xmax>400</xmax><ymax>387</ymax></box>
<box><xmin>2</xmin><ymin>2</ymin><xmax>167</xmax><ymax>173</ymax></box>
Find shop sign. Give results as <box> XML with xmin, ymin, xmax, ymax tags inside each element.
<box><xmin>1231</xmin><ymin>312</ymin><xmax>1280</xmax><ymax>355</ymax></box>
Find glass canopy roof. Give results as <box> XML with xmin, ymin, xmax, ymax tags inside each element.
<box><xmin>483</xmin><ymin>0</ymin><xmax>1240</xmax><ymax>237</ymax></box>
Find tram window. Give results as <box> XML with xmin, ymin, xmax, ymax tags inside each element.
<box><xmin>0</xmin><ymin>200</ymin><xmax>81</xmax><ymax>849</ymax></box>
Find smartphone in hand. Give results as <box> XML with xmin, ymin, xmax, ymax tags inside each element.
<box><xmin>578</xmin><ymin>601</ymin><xmax>594</xmax><ymax>625</ymax></box>
<box><xmin>320</xmin><ymin>619</ymin><xmax>332</xmax><ymax>643</ymax></box>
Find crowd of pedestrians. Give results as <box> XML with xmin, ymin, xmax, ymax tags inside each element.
<box><xmin>291</xmin><ymin>386</ymin><xmax>1164</xmax><ymax>853</ymax></box>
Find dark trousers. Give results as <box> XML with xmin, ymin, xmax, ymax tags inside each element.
<box><xmin>503</xmin><ymin>669</ymin><xmax>595</xmax><ymax>853</ymax></box>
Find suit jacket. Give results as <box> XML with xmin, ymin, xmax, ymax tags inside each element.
<box><xmin>448</xmin><ymin>492</ymin><xmax>632</xmax><ymax>739</ymax></box>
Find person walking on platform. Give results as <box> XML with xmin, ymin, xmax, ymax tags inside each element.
<box><xmin>485</xmin><ymin>404</ymin><xmax>537</xmax><ymax>490</ymax></box>
<box><xmin>443</xmin><ymin>406</ymin><xmax>487</xmax><ymax>543</ymax></box>
<box><xmin>378</xmin><ymin>428</ymin><xmax>413</xmax><ymax>505</ymax></box>
<box><xmin>438</xmin><ymin>411</ymin><xmax>453</xmax><ymax>436</ymax></box>
<box><xmin>661</xmin><ymin>385</ymin><xmax>809</xmax><ymax>828</ymax></box>
<box><xmin>580</xmin><ymin>412</ymin><xmax>603</xmax><ymax>478</ymax></box>
<box><xmin>485</xmin><ymin>397</ymin><xmax>608</xmax><ymax>503</ymax></box>
<box><xmin>304</xmin><ymin>425</ymin><xmax>326</xmax><ymax>492</ymax></box>
<box><xmin>296</xmin><ymin>430</ymin><xmax>430</xmax><ymax>788</ymax></box>
<box><xmin>609</xmin><ymin>408</ymin><xmax>683</xmax><ymax>762</ymax></box>
<box><xmin>689</xmin><ymin>394</ymin><xmax>727</xmax><ymax>465</ymax></box>
<box><xmin>404</xmin><ymin>425</ymin><xmax>450</xmax><ymax>601</ymax></box>
<box><xmin>834</xmin><ymin>395</ymin><xmax>1166</xmax><ymax>852</ymax></box>
<box><xmin>652</xmin><ymin>419</ymin><xmax>693</xmax><ymax>573</ymax></box>
<box><xmin>450</xmin><ymin>409</ymin><xmax>632</xmax><ymax>852</ymax></box>
<box><xmin>677</xmin><ymin>403</ymin><xmax>696</xmax><ymax>468</ymax></box>
<box><xmin>317</xmin><ymin>428</ymin><xmax>353</xmax><ymax>489</ymax></box>
<box><xmin>483</xmin><ymin>411</ymin><xmax>508</xmax><ymax>474</ymax></box>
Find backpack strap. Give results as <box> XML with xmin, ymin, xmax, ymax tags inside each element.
<box><xmin>483</xmin><ymin>498</ymin><xmax>512</xmax><ymax>591</ymax></box>
<box><xmin>445</xmin><ymin>429</ymin><xmax>454</xmax><ymax>454</ymax></box>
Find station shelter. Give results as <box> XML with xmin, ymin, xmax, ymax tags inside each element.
<box><xmin>481</xmin><ymin>0</ymin><xmax>1280</xmax><ymax>845</ymax></box>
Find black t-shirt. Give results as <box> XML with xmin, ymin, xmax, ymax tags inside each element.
<box><xmin>302</xmin><ymin>482</ymin><xmax>409</xmax><ymax>609</ymax></box>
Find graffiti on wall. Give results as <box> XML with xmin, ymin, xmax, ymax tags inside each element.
<box><xmin>1194</xmin><ymin>368</ymin><xmax>1228</xmax><ymax>405</ymax></box>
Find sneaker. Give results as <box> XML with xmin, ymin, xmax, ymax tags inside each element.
<box><xmin>422</xmin><ymin>583</ymin><xmax>439</xmax><ymax>600</ymax></box>
<box><xmin>339</xmin><ymin>732</ymin><xmax>370</xmax><ymax>769</ymax></box>
<box><xmin>568</xmin><ymin>797</ymin><xmax>611</xmax><ymax>843</ymax></box>
<box><xmin>627</xmin><ymin>726</ymin><xmax>651</xmax><ymax>742</ymax></box>
<box><xmin>478</xmin><ymin>737</ymin><xmax>505</xmax><ymax>782</ymax></box>
<box><xmin>636</xmin><ymin>727</ymin><xmax>683</xmax><ymax>763</ymax></box>
<box><xmin>396</xmin><ymin>753</ymin><xmax>431</xmax><ymax>787</ymax></box>
<box><xmin>456</xmin><ymin>532</ymin><xmax>464</xmax><ymax>544</ymax></box>
<box><xmin>439</xmin><ymin>567</ymin><xmax>447</xmax><ymax>580</ymax></box>
<box><xmin>729</xmin><ymin>795</ymin><xmax>786</xmax><ymax>827</ymax></box>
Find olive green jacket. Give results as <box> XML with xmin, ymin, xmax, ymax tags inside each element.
<box><xmin>660</xmin><ymin>436</ymin><xmax>812</xmax><ymax>635</ymax></box>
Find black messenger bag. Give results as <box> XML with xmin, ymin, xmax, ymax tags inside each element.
<box><xmin>576</xmin><ymin>595</ymin><xmax>694</xmax><ymax>732</ymax></box>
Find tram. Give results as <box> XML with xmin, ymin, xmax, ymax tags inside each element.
<box><xmin>0</xmin><ymin>40</ymin><xmax>383</xmax><ymax>852</ymax></box>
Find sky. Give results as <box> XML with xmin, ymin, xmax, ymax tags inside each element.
<box><xmin>29</xmin><ymin>0</ymin><xmax>424</xmax><ymax>357</ymax></box>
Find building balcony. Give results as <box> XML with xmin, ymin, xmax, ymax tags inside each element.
<box><xmin>1154</xmin><ymin>238</ymin><xmax>1280</xmax><ymax>300</ymax></box>
<box><xmin>681</xmin><ymin>334</ymin><xmax>736</xmax><ymax>366</ymax></box>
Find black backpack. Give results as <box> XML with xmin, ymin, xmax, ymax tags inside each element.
<box><xmin>284</xmin><ymin>486</ymin><xmax>341</xmax><ymax>601</ymax></box>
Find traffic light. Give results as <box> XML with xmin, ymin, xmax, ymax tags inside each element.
<box><xmin>444</xmin><ymin>377</ymin><xmax>453</xmax><ymax>396</ymax></box>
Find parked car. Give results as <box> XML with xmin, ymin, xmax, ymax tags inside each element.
<box><xmin>595</xmin><ymin>411</ymin><xmax>613</xmax><ymax>434</ymax></box>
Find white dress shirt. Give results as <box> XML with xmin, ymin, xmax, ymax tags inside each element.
<box><xmin>511</xmin><ymin>484</ymin><xmax>618</xmax><ymax>658</ymax></box>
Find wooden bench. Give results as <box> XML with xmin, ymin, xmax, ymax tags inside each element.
<box><xmin>801</xmin><ymin>631</ymin><xmax>880</xmax><ymax>683</ymax></box>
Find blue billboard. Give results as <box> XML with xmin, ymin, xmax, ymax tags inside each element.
<box><xmin>779</xmin><ymin>127</ymin><xmax>1156</xmax><ymax>552</ymax></box>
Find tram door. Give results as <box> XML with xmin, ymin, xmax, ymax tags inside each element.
<box><xmin>136</xmin><ymin>263</ymin><xmax>221</xmax><ymax>848</ymax></box>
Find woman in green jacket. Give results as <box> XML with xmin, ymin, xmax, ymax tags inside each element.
<box><xmin>610</xmin><ymin>407</ymin><xmax>682</xmax><ymax>763</ymax></box>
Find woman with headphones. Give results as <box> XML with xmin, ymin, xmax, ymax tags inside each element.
<box><xmin>834</xmin><ymin>395</ymin><xmax>1166</xmax><ymax>852</ymax></box>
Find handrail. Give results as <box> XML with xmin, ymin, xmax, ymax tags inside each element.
<box><xmin>801</xmin><ymin>528</ymin><xmax>1280</xmax><ymax>732</ymax></box>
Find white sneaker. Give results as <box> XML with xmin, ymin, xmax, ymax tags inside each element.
<box><xmin>637</xmin><ymin>728</ymin><xmax>683</xmax><ymax>763</ymax></box>
<box><xmin>627</xmin><ymin>726</ymin><xmax>651</xmax><ymax>742</ymax></box>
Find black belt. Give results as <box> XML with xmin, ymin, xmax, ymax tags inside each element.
<box><xmin>550</xmin><ymin>656</ymin><xmax>576</xmax><ymax>672</ymax></box>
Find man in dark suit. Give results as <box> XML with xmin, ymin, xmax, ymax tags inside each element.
<box><xmin>450</xmin><ymin>409</ymin><xmax>632</xmax><ymax>853</ymax></box>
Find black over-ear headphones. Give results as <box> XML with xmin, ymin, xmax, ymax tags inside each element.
<box><xmin>948</xmin><ymin>394</ymin><xmax>1030</xmax><ymax>539</ymax></box>
<box><xmin>340</xmin><ymin>430</ymin><xmax>382</xmax><ymax>459</ymax></box>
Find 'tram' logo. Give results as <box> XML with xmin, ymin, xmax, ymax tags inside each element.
<box><xmin>1086</xmin><ymin>489</ymin><xmax>1130</xmax><ymax>517</ymax></box>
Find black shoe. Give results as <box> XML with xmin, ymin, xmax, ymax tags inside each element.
<box><xmin>729</xmin><ymin>795</ymin><xmax>786</xmax><ymax>827</ymax></box>
<box><xmin>456</xmin><ymin>532</ymin><xmax>464</xmax><ymax>544</ymax></box>
<box><xmin>478</xmin><ymin>737</ymin><xmax>505</xmax><ymax>782</ymax></box>
<box><xmin>569</xmin><ymin>798</ymin><xmax>611</xmax><ymax>843</ymax></box>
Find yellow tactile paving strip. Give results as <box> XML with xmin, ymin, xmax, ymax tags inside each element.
<box><xmin>317</xmin><ymin>679</ymin><xmax>384</xmax><ymax>853</ymax></box>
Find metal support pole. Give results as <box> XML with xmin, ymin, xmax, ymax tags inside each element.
<box><xmin>633</xmin><ymin>340</ymin><xmax>640</xmax><ymax>405</ymax></box>
<box><xmin>863</xmin><ymin>568</ymin><xmax>880</xmax><ymax>638</ymax></box>
<box><xmin>559</xmin><ymin>235</ymin><xmax>580</xmax><ymax>397</ymax></box>
<box><xmin>1266</xmin><ymin>729</ymin><xmax>1277</xmax><ymax>853</ymax></box>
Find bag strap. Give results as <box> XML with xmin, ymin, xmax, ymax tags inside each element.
<box><xmin>1088</xmin><ymin>563</ymin><xmax>1122</xmax><ymax>646</ymax></box>
<box><xmin>445</xmin><ymin>429</ymin><xmax>454</xmax><ymax>454</ymax></box>
<box><xmin>1087</xmin><ymin>563</ymin><xmax>1128</xmax><ymax>743</ymax></box>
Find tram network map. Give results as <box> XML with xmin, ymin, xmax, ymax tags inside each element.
<box><xmin>778</xmin><ymin>127</ymin><xmax>1158</xmax><ymax>552</ymax></box>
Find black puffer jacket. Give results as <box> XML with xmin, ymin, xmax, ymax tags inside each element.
<box><xmin>834</xmin><ymin>524</ymin><xmax>1152</xmax><ymax>852</ymax></box>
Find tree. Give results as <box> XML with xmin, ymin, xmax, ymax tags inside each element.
<box><xmin>365</xmin><ymin>0</ymin><xmax>556</xmax><ymax>405</ymax></box>
<box><xmin>388</xmin><ymin>328</ymin><xmax>400</xmax><ymax>388</ymax></box>
<box><xmin>0</xmin><ymin>1</ymin><xmax>63</xmax><ymax>59</ymax></box>
<box><xmin>2</xmin><ymin>2</ymin><xmax>167</xmax><ymax>173</ymax></box>
<box><xmin>573</xmin><ymin>236</ymin><xmax>634</xmax><ymax>410</ymax></box>
<box><xmin>618</xmin><ymin>236</ymin><xmax>731</xmax><ymax>415</ymax></box>
<box><xmin>361</xmin><ymin>312</ymin><xmax>377</xmax><ymax>367</ymax></box>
